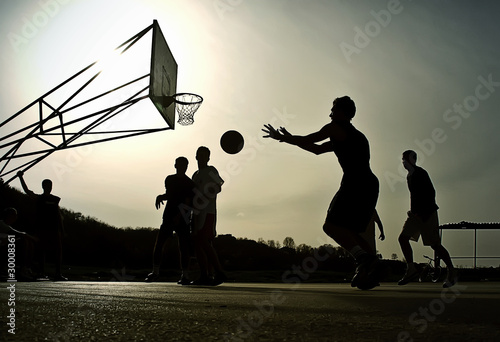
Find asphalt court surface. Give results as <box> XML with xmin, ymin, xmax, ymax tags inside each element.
<box><xmin>1</xmin><ymin>281</ymin><xmax>499</xmax><ymax>341</ymax></box>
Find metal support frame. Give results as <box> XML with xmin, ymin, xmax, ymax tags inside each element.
<box><xmin>0</xmin><ymin>22</ymin><xmax>170</xmax><ymax>185</ymax></box>
<box><xmin>438</xmin><ymin>222</ymin><xmax>500</xmax><ymax>269</ymax></box>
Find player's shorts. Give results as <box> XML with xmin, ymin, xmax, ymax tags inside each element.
<box><xmin>325</xmin><ymin>173</ymin><xmax>379</xmax><ymax>233</ymax></box>
<box><xmin>159</xmin><ymin>215</ymin><xmax>190</xmax><ymax>238</ymax></box>
<box><xmin>193</xmin><ymin>212</ymin><xmax>216</xmax><ymax>241</ymax></box>
<box><xmin>401</xmin><ymin>211</ymin><xmax>440</xmax><ymax>246</ymax></box>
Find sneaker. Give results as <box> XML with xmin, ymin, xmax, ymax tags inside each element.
<box><xmin>145</xmin><ymin>272</ymin><xmax>160</xmax><ymax>283</ymax></box>
<box><xmin>359</xmin><ymin>259</ymin><xmax>387</xmax><ymax>290</ymax></box>
<box><xmin>210</xmin><ymin>272</ymin><xmax>227</xmax><ymax>286</ymax></box>
<box><xmin>351</xmin><ymin>263</ymin><xmax>367</xmax><ymax>288</ymax></box>
<box><xmin>351</xmin><ymin>254</ymin><xmax>374</xmax><ymax>287</ymax></box>
<box><xmin>351</xmin><ymin>255</ymin><xmax>381</xmax><ymax>290</ymax></box>
<box><xmin>398</xmin><ymin>267</ymin><xmax>419</xmax><ymax>286</ymax></box>
<box><xmin>177</xmin><ymin>277</ymin><xmax>191</xmax><ymax>285</ymax></box>
<box><xmin>54</xmin><ymin>274</ymin><xmax>68</xmax><ymax>281</ymax></box>
<box><xmin>189</xmin><ymin>276</ymin><xmax>212</xmax><ymax>286</ymax></box>
<box><xmin>443</xmin><ymin>268</ymin><xmax>457</xmax><ymax>288</ymax></box>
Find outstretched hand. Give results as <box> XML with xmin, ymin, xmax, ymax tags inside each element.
<box><xmin>262</xmin><ymin>124</ymin><xmax>280</xmax><ymax>140</ymax></box>
<box><xmin>262</xmin><ymin>124</ymin><xmax>290</xmax><ymax>141</ymax></box>
<box><xmin>279</xmin><ymin>126</ymin><xmax>291</xmax><ymax>137</ymax></box>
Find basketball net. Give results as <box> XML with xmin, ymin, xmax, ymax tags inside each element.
<box><xmin>174</xmin><ymin>93</ymin><xmax>203</xmax><ymax>126</ymax></box>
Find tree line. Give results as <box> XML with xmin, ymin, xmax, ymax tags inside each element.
<box><xmin>1</xmin><ymin>183</ymin><xmax>405</xmax><ymax>281</ymax></box>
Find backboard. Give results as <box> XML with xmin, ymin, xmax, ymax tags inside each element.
<box><xmin>149</xmin><ymin>20</ymin><xmax>177</xmax><ymax>129</ymax></box>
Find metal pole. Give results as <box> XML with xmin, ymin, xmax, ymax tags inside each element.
<box><xmin>474</xmin><ymin>228</ymin><xmax>477</xmax><ymax>269</ymax></box>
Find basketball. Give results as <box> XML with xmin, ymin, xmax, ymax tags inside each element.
<box><xmin>220</xmin><ymin>130</ymin><xmax>244</xmax><ymax>154</ymax></box>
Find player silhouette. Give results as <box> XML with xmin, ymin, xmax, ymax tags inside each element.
<box><xmin>398</xmin><ymin>150</ymin><xmax>457</xmax><ymax>288</ymax></box>
<box><xmin>190</xmin><ymin>146</ymin><xmax>227</xmax><ymax>286</ymax></box>
<box><xmin>17</xmin><ymin>171</ymin><xmax>66</xmax><ymax>281</ymax></box>
<box><xmin>263</xmin><ymin>96</ymin><xmax>382</xmax><ymax>290</ymax></box>
<box><xmin>146</xmin><ymin>157</ymin><xmax>196</xmax><ymax>284</ymax></box>
<box><xmin>0</xmin><ymin>207</ymin><xmax>37</xmax><ymax>280</ymax></box>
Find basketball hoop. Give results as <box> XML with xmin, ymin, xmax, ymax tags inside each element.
<box><xmin>173</xmin><ymin>93</ymin><xmax>203</xmax><ymax>126</ymax></box>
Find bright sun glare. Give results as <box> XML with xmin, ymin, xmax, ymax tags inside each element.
<box><xmin>78</xmin><ymin>32</ymin><xmax>160</xmax><ymax>130</ymax></box>
<box><xmin>95</xmin><ymin>48</ymin><xmax>124</xmax><ymax>74</ymax></box>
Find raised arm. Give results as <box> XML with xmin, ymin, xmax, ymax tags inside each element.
<box><xmin>262</xmin><ymin>123</ymin><xmax>343</xmax><ymax>155</ymax></box>
<box><xmin>17</xmin><ymin>171</ymin><xmax>35</xmax><ymax>198</ymax></box>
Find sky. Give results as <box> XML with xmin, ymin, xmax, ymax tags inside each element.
<box><xmin>1</xmin><ymin>0</ymin><xmax>499</xmax><ymax>266</ymax></box>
